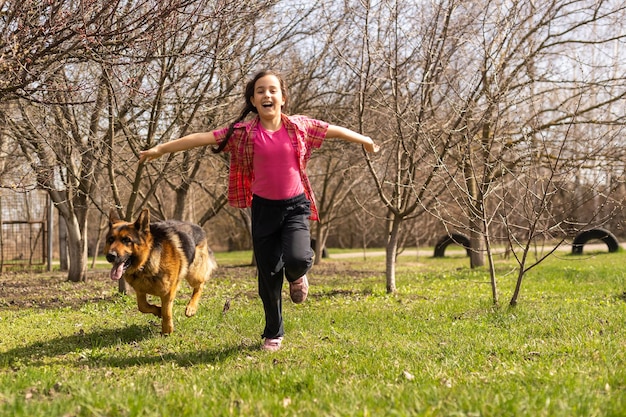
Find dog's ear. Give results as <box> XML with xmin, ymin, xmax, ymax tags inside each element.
<box><xmin>135</xmin><ymin>208</ymin><xmax>150</xmax><ymax>233</ymax></box>
<box><xmin>109</xmin><ymin>208</ymin><xmax>121</xmax><ymax>225</ymax></box>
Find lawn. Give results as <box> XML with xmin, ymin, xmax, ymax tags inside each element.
<box><xmin>0</xmin><ymin>249</ymin><xmax>625</xmax><ymax>416</ymax></box>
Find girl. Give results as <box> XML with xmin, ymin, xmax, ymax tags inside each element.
<box><xmin>139</xmin><ymin>70</ymin><xmax>379</xmax><ymax>351</ymax></box>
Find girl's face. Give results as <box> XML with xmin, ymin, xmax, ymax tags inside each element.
<box><xmin>250</xmin><ymin>75</ymin><xmax>285</xmax><ymax>120</ymax></box>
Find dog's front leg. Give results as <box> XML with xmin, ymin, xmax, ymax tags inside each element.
<box><xmin>136</xmin><ymin>292</ymin><xmax>161</xmax><ymax>317</ymax></box>
<box><xmin>160</xmin><ymin>294</ymin><xmax>175</xmax><ymax>335</ymax></box>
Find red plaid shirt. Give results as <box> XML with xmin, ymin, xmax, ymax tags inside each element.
<box><xmin>213</xmin><ymin>114</ymin><xmax>328</xmax><ymax>221</ymax></box>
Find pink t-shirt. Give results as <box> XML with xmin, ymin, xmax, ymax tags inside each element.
<box><xmin>212</xmin><ymin>114</ymin><xmax>328</xmax><ymax>220</ymax></box>
<box><xmin>251</xmin><ymin>124</ymin><xmax>304</xmax><ymax>200</ymax></box>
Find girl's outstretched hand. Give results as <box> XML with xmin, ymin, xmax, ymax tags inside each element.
<box><xmin>363</xmin><ymin>138</ymin><xmax>380</xmax><ymax>154</ymax></box>
<box><xmin>138</xmin><ymin>146</ymin><xmax>163</xmax><ymax>164</ymax></box>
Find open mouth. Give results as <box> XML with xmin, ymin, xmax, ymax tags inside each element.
<box><xmin>110</xmin><ymin>258</ymin><xmax>132</xmax><ymax>281</ymax></box>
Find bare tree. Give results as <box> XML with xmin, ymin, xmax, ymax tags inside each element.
<box><xmin>339</xmin><ymin>0</ymin><xmax>467</xmax><ymax>292</ymax></box>
<box><xmin>307</xmin><ymin>140</ymin><xmax>371</xmax><ymax>263</ymax></box>
<box><xmin>324</xmin><ymin>0</ymin><xmax>626</xmax><ymax>297</ymax></box>
<box><xmin>422</xmin><ymin>0</ymin><xmax>626</xmax><ymax>304</ymax></box>
<box><xmin>2</xmin><ymin>0</ymin><xmax>237</xmax><ymax>282</ymax></box>
<box><xmin>0</xmin><ymin>111</ymin><xmax>25</xmax><ymax>184</ymax></box>
<box><xmin>0</xmin><ymin>0</ymin><xmax>200</xmax><ymax>102</ymax></box>
<box><xmin>8</xmin><ymin>66</ymin><xmax>109</xmax><ymax>282</ymax></box>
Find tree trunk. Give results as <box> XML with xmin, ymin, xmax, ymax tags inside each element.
<box><xmin>385</xmin><ymin>215</ymin><xmax>402</xmax><ymax>293</ymax></box>
<box><xmin>65</xmin><ymin>215</ymin><xmax>88</xmax><ymax>282</ymax></box>
<box><xmin>312</xmin><ymin>222</ymin><xmax>328</xmax><ymax>265</ymax></box>
<box><xmin>173</xmin><ymin>182</ymin><xmax>190</xmax><ymax>220</ymax></box>
<box><xmin>58</xmin><ymin>212</ymin><xmax>68</xmax><ymax>271</ymax></box>
<box><xmin>468</xmin><ymin>221</ymin><xmax>484</xmax><ymax>268</ymax></box>
<box><xmin>464</xmin><ymin>155</ymin><xmax>485</xmax><ymax>268</ymax></box>
<box><xmin>509</xmin><ymin>269</ymin><xmax>525</xmax><ymax>306</ymax></box>
<box><xmin>91</xmin><ymin>213</ymin><xmax>108</xmax><ymax>269</ymax></box>
<box><xmin>482</xmin><ymin>217</ymin><xmax>498</xmax><ymax>305</ymax></box>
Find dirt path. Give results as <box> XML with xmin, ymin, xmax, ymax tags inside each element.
<box><xmin>328</xmin><ymin>242</ymin><xmax>625</xmax><ymax>259</ymax></box>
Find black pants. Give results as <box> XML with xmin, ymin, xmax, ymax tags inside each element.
<box><xmin>251</xmin><ymin>193</ymin><xmax>314</xmax><ymax>339</ymax></box>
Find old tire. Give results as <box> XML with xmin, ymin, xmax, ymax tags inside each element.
<box><xmin>434</xmin><ymin>233</ymin><xmax>471</xmax><ymax>257</ymax></box>
<box><xmin>571</xmin><ymin>228</ymin><xmax>619</xmax><ymax>254</ymax></box>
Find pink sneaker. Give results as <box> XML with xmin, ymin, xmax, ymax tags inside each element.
<box><xmin>262</xmin><ymin>337</ymin><xmax>283</xmax><ymax>352</ymax></box>
<box><xmin>289</xmin><ymin>275</ymin><xmax>309</xmax><ymax>304</ymax></box>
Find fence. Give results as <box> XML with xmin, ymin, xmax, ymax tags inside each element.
<box><xmin>0</xmin><ymin>190</ymin><xmax>50</xmax><ymax>271</ymax></box>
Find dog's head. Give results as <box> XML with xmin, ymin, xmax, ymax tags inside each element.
<box><xmin>105</xmin><ymin>208</ymin><xmax>151</xmax><ymax>281</ymax></box>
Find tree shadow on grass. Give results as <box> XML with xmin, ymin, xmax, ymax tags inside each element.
<box><xmin>0</xmin><ymin>324</ymin><xmax>153</xmax><ymax>368</ymax></box>
<box><xmin>0</xmin><ymin>324</ymin><xmax>258</xmax><ymax>370</ymax></box>
<box><xmin>101</xmin><ymin>342</ymin><xmax>260</xmax><ymax>369</ymax></box>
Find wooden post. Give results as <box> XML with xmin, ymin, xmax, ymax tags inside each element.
<box><xmin>47</xmin><ymin>194</ymin><xmax>53</xmax><ymax>272</ymax></box>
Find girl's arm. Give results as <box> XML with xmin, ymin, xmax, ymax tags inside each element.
<box><xmin>138</xmin><ymin>132</ymin><xmax>217</xmax><ymax>163</ymax></box>
<box><xmin>326</xmin><ymin>125</ymin><xmax>379</xmax><ymax>153</ymax></box>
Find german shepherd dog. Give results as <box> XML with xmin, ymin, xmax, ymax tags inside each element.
<box><xmin>105</xmin><ymin>209</ymin><xmax>217</xmax><ymax>334</ymax></box>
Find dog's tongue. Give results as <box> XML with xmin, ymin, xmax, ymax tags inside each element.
<box><xmin>110</xmin><ymin>263</ymin><xmax>125</xmax><ymax>281</ymax></box>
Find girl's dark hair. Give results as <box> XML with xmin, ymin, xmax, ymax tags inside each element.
<box><xmin>212</xmin><ymin>70</ymin><xmax>289</xmax><ymax>153</ymax></box>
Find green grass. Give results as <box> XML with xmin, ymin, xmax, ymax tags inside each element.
<box><xmin>1</xmin><ymin>250</ymin><xmax>625</xmax><ymax>416</ymax></box>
